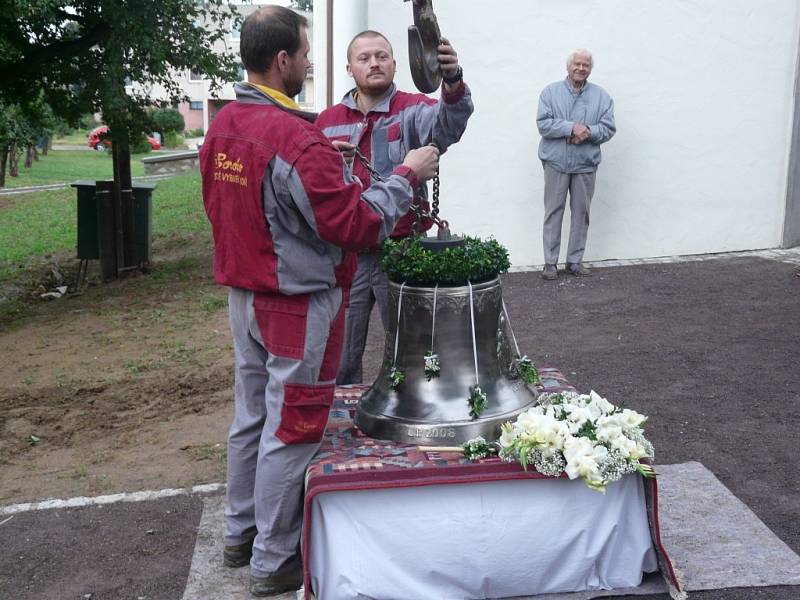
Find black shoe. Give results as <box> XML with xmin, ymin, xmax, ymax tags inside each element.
<box><xmin>541</xmin><ymin>264</ymin><xmax>558</xmax><ymax>280</ymax></box>
<box><xmin>565</xmin><ymin>262</ymin><xmax>592</xmax><ymax>277</ymax></box>
<box><xmin>223</xmin><ymin>539</ymin><xmax>253</xmax><ymax>568</ymax></box>
<box><xmin>250</xmin><ymin>561</ymin><xmax>304</xmax><ymax>597</ymax></box>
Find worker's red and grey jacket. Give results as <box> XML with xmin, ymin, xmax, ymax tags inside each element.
<box><xmin>315</xmin><ymin>81</ymin><xmax>473</xmax><ymax>238</ymax></box>
<box><xmin>200</xmin><ymin>83</ymin><xmax>419</xmax><ymax>295</ymax></box>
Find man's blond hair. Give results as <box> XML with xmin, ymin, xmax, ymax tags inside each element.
<box><xmin>347</xmin><ymin>30</ymin><xmax>394</xmax><ymax>63</ymax></box>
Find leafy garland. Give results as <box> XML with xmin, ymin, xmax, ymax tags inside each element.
<box><xmin>514</xmin><ymin>355</ymin><xmax>541</xmax><ymax>385</ymax></box>
<box><xmin>385</xmin><ymin>362</ymin><xmax>405</xmax><ymax>389</ymax></box>
<box><xmin>381</xmin><ymin>235</ymin><xmax>511</xmax><ymax>286</ymax></box>
<box><xmin>462</xmin><ymin>436</ymin><xmax>497</xmax><ymax>460</ymax></box>
<box><xmin>467</xmin><ymin>385</ymin><xmax>488</xmax><ymax>418</ymax></box>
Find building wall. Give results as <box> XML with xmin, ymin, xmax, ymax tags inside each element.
<box><xmin>332</xmin><ymin>0</ymin><xmax>800</xmax><ymax>266</ymax></box>
<box><xmin>179</xmin><ymin>102</ymin><xmax>204</xmax><ymax>132</ymax></box>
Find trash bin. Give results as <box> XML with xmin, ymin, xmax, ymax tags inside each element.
<box><xmin>71</xmin><ymin>180</ymin><xmax>156</xmax><ymax>265</ymax></box>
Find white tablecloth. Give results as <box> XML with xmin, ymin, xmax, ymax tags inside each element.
<box><xmin>308</xmin><ymin>473</ymin><xmax>657</xmax><ymax>599</ymax></box>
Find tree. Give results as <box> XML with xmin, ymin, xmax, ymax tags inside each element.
<box><xmin>150</xmin><ymin>107</ymin><xmax>186</xmax><ymax>145</ymax></box>
<box><xmin>0</xmin><ymin>93</ymin><xmax>57</xmax><ymax>186</ymax></box>
<box><xmin>290</xmin><ymin>0</ymin><xmax>313</xmax><ymax>12</ymax></box>
<box><xmin>0</xmin><ymin>0</ymin><xmax>241</xmax><ymax>273</ymax></box>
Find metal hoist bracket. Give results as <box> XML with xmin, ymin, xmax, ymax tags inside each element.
<box><xmin>405</xmin><ymin>0</ymin><xmax>442</xmax><ymax>93</ymax></box>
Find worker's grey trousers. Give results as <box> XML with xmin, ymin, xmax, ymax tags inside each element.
<box><xmin>224</xmin><ymin>286</ymin><xmax>344</xmax><ymax>578</ymax></box>
<box><xmin>336</xmin><ymin>250</ymin><xmax>389</xmax><ymax>385</ymax></box>
<box><xmin>542</xmin><ymin>163</ymin><xmax>597</xmax><ymax>266</ymax></box>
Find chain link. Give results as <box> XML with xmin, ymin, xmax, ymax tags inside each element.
<box><xmin>353</xmin><ymin>145</ymin><xmax>443</xmax><ymax>234</ymax></box>
<box><xmin>353</xmin><ymin>147</ymin><xmax>387</xmax><ymax>183</ymax></box>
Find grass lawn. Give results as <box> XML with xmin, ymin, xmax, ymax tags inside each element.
<box><xmin>54</xmin><ymin>130</ymin><xmax>94</xmax><ymax>145</ymax></box>
<box><xmin>0</xmin><ymin>172</ymin><xmax>207</xmax><ymax>281</ymax></box>
<box><xmin>2</xmin><ymin>149</ymin><xmax>149</xmax><ymax>188</ymax></box>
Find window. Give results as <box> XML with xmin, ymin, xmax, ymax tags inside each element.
<box><xmin>189</xmin><ymin>101</ymin><xmax>203</xmax><ymax>111</ymax></box>
<box><xmin>296</xmin><ymin>83</ymin><xmax>307</xmax><ymax>104</ymax></box>
<box><xmin>189</xmin><ymin>69</ymin><xmax>203</xmax><ymax>81</ymax></box>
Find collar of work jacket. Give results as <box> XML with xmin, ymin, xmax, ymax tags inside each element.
<box><xmin>234</xmin><ymin>82</ymin><xmax>319</xmax><ymax>123</ymax></box>
<box><xmin>340</xmin><ymin>83</ymin><xmax>398</xmax><ymax>114</ymax></box>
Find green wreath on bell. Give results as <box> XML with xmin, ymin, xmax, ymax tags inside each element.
<box><xmin>380</xmin><ymin>235</ymin><xmax>511</xmax><ymax>287</ymax></box>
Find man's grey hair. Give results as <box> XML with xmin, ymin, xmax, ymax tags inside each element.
<box><xmin>566</xmin><ymin>49</ymin><xmax>593</xmax><ymax>68</ymax></box>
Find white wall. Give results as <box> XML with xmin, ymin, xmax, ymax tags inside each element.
<box><xmin>319</xmin><ymin>0</ymin><xmax>800</xmax><ymax>267</ymax></box>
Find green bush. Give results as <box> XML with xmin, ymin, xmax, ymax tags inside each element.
<box><xmin>78</xmin><ymin>113</ymin><xmax>99</xmax><ymax>130</ymax></box>
<box><xmin>185</xmin><ymin>127</ymin><xmax>204</xmax><ymax>137</ymax></box>
<box><xmin>381</xmin><ymin>235</ymin><xmax>510</xmax><ymax>286</ymax></box>
<box><xmin>150</xmin><ymin>107</ymin><xmax>185</xmax><ymax>137</ymax></box>
<box><xmin>131</xmin><ymin>134</ymin><xmax>153</xmax><ymax>154</ymax></box>
<box><xmin>163</xmin><ymin>132</ymin><xmax>186</xmax><ymax>148</ymax></box>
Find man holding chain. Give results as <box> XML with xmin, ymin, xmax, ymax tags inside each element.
<box><xmin>316</xmin><ymin>29</ymin><xmax>473</xmax><ymax>384</ymax></box>
<box><xmin>200</xmin><ymin>7</ymin><xmax>440</xmax><ymax>595</ymax></box>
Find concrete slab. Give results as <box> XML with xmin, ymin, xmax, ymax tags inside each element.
<box><xmin>656</xmin><ymin>462</ymin><xmax>800</xmax><ymax>592</ymax></box>
<box><xmin>181</xmin><ymin>494</ymin><xmax>300</xmax><ymax>600</ymax></box>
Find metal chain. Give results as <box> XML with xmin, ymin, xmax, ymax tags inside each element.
<box><xmin>428</xmin><ymin>141</ymin><xmax>441</xmax><ymax>225</ymax></box>
<box><xmin>353</xmin><ymin>145</ymin><xmax>442</xmax><ymax>234</ymax></box>
<box><xmin>353</xmin><ymin>147</ymin><xmax>387</xmax><ymax>183</ymax></box>
<box><xmin>431</xmin><ymin>171</ymin><xmax>439</xmax><ymax>221</ymax></box>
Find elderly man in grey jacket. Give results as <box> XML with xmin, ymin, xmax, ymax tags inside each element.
<box><xmin>537</xmin><ymin>49</ymin><xmax>615</xmax><ymax>279</ymax></box>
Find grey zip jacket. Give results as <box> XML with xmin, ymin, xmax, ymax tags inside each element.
<box><xmin>537</xmin><ymin>78</ymin><xmax>615</xmax><ymax>174</ymax></box>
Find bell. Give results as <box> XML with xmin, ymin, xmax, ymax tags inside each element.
<box><xmin>356</xmin><ymin>277</ymin><xmax>538</xmax><ymax>445</ymax></box>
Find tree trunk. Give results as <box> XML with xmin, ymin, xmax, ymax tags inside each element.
<box><xmin>111</xmin><ymin>133</ymin><xmax>135</xmax><ymax>273</ymax></box>
<box><xmin>24</xmin><ymin>144</ymin><xmax>34</xmax><ymax>168</ymax></box>
<box><xmin>42</xmin><ymin>137</ymin><xmax>49</xmax><ymax>156</ymax></box>
<box><xmin>0</xmin><ymin>146</ymin><xmax>8</xmax><ymax>188</ymax></box>
<box><xmin>9</xmin><ymin>143</ymin><xmax>18</xmax><ymax>177</ymax></box>
<box><xmin>33</xmin><ymin>143</ymin><xmax>40</xmax><ymax>161</ymax></box>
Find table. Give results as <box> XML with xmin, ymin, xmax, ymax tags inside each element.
<box><xmin>301</xmin><ymin>369</ymin><xmax>681</xmax><ymax>599</ymax></box>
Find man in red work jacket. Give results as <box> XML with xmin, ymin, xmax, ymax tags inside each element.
<box><xmin>199</xmin><ymin>6</ymin><xmax>440</xmax><ymax>597</ymax></box>
<box><xmin>316</xmin><ymin>30</ymin><xmax>473</xmax><ymax>385</ymax></box>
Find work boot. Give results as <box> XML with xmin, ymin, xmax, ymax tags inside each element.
<box><xmin>541</xmin><ymin>264</ymin><xmax>558</xmax><ymax>280</ymax></box>
<box><xmin>566</xmin><ymin>263</ymin><xmax>592</xmax><ymax>277</ymax></box>
<box><xmin>250</xmin><ymin>561</ymin><xmax>304</xmax><ymax>597</ymax></box>
<box><xmin>223</xmin><ymin>539</ymin><xmax>253</xmax><ymax>568</ymax></box>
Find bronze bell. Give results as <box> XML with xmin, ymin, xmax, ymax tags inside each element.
<box><xmin>356</xmin><ymin>277</ymin><xmax>538</xmax><ymax>445</ymax></box>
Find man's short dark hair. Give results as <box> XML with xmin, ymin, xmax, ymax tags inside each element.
<box><xmin>346</xmin><ymin>30</ymin><xmax>393</xmax><ymax>63</ymax></box>
<box><xmin>240</xmin><ymin>6</ymin><xmax>308</xmax><ymax>74</ymax></box>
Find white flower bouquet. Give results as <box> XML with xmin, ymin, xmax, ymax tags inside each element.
<box><xmin>498</xmin><ymin>390</ymin><xmax>655</xmax><ymax>492</ymax></box>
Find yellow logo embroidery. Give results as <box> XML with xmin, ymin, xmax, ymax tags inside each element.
<box><xmin>213</xmin><ymin>152</ymin><xmax>248</xmax><ymax>187</ymax></box>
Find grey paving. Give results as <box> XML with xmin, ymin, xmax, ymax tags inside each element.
<box><xmin>656</xmin><ymin>462</ymin><xmax>800</xmax><ymax>592</ymax></box>
<box><xmin>509</xmin><ymin>246</ymin><xmax>800</xmax><ymax>272</ymax></box>
<box><xmin>182</xmin><ymin>493</ymin><xmax>300</xmax><ymax>600</ymax></box>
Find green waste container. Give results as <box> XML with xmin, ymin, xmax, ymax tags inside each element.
<box><xmin>72</xmin><ymin>180</ymin><xmax>156</xmax><ymax>265</ymax></box>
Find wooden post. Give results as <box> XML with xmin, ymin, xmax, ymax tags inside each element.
<box><xmin>95</xmin><ymin>180</ymin><xmax>118</xmax><ymax>281</ymax></box>
<box><xmin>111</xmin><ymin>137</ymin><xmax>135</xmax><ymax>273</ymax></box>
<box><xmin>0</xmin><ymin>146</ymin><xmax>7</xmax><ymax>188</ymax></box>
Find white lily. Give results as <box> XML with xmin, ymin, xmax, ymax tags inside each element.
<box><xmin>589</xmin><ymin>390</ymin><xmax>615</xmax><ymax>415</ymax></box>
<box><xmin>619</xmin><ymin>408</ymin><xmax>647</xmax><ymax>431</ymax></box>
<box><xmin>595</xmin><ymin>415</ymin><xmax>623</xmax><ymax>443</ymax></box>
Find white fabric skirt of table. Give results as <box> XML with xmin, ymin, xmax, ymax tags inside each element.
<box><xmin>308</xmin><ymin>473</ymin><xmax>657</xmax><ymax>599</ymax></box>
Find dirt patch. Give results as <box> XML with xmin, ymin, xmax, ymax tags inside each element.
<box><xmin>0</xmin><ymin>243</ymin><xmax>234</xmax><ymax>503</ymax></box>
